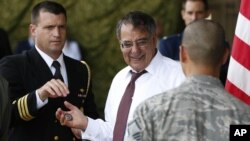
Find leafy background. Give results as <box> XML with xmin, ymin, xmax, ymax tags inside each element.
<box><xmin>0</xmin><ymin>0</ymin><xmax>240</xmax><ymax>118</ymax></box>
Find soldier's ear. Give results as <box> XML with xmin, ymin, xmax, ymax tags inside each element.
<box><xmin>222</xmin><ymin>47</ymin><xmax>230</xmax><ymax>65</ymax></box>
<box><xmin>179</xmin><ymin>45</ymin><xmax>187</xmax><ymax>63</ymax></box>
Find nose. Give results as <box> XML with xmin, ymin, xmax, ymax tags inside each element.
<box><xmin>131</xmin><ymin>43</ymin><xmax>140</xmax><ymax>53</ymax></box>
<box><xmin>191</xmin><ymin>13</ymin><xmax>198</xmax><ymax>21</ymax></box>
<box><xmin>53</xmin><ymin>27</ymin><xmax>60</xmax><ymax>37</ymax></box>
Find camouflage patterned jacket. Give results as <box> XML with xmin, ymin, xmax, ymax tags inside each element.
<box><xmin>126</xmin><ymin>75</ymin><xmax>250</xmax><ymax>141</ymax></box>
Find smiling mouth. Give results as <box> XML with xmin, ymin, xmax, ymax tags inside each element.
<box><xmin>51</xmin><ymin>41</ymin><xmax>62</xmax><ymax>45</ymax></box>
<box><xmin>132</xmin><ymin>54</ymin><xmax>144</xmax><ymax>58</ymax></box>
<box><xmin>131</xmin><ymin>56</ymin><xmax>144</xmax><ymax>62</ymax></box>
<box><xmin>132</xmin><ymin>58</ymin><xmax>141</xmax><ymax>61</ymax></box>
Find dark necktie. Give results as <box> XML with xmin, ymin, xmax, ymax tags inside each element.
<box><xmin>113</xmin><ymin>70</ymin><xmax>147</xmax><ymax>141</ymax></box>
<box><xmin>52</xmin><ymin>61</ymin><xmax>64</xmax><ymax>82</ymax></box>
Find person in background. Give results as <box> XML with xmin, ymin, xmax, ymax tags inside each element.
<box><xmin>126</xmin><ymin>19</ymin><xmax>250</xmax><ymax>141</ymax></box>
<box><xmin>159</xmin><ymin>0</ymin><xmax>229</xmax><ymax>85</ymax></box>
<box><xmin>15</xmin><ymin>31</ymin><xmax>35</xmax><ymax>54</ymax></box>
<box><xmin>159</xmin><ymin>0</ymin><xmax>210</xmax><ymax>60</ymax></box>
<box><xmin>155</xmin><ymin>18</ymin><xmax>164</xmax><ymax>49</ymax></box>
<box><xmin>0</xmin><ymin>76</ymin><xmax>11</xmax><ymax>141</ymax></box>
<box><xmin>0</xmin><ymin>1</ymin><xmax>99</xmax><ymax>141</ymax></box>
<box><xmin>0</xmin><ymin>28</ymin><xmax>12</xmax><ymax>60</ymax></box>
<box><xmin>62</xmin><ymin>38</ymin><xmax>84</xmax><ymax>61</ymax></box>
<box><xmin>55</xmin><ymin>11</ymin><xmax>185</xmax><ymax>141</ymax></box>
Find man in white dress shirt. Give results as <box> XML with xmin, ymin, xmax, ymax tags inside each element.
<box><xmin>55</xmin><ymin>11</ymin><xmax>185</xmax><ymax>141</ymax></box>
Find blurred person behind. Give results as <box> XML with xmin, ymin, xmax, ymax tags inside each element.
<box><xmin>158</xmin><ymin>0</ymin><xmax>229</xmax><ymax>86</ymax></box>
<box><xmin>62</xmin><ymin>38</ymin><xmax>84</xmax><ymax>61</ymax></box>
<box><xmin>0</xmin><ymin>75</ymin><xmax>11</xmax><ymax>141</ymax></box>
<box><xmin>15</xmin><ymin>30</ymin><xmax>35</xmax><ymax>54</ymax></box>
<box><xmin>0</xmin><ymin>28</ymin><xmax>12</xmax><ymax>60</ymax></box>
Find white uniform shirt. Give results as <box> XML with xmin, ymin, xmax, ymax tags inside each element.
<box><xmin>82</xmin><ymin>51</ymin><xmax>186</xmax><ymax>140</ymax></box>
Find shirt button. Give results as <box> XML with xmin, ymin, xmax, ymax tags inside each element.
<box><xmin>73</xmin><ymin>137</ymin><xmax>76</xmax><ymax>141</ymax></box>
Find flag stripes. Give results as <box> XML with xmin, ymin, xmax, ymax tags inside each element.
<box><xmin>225</xmin><ymin>0</ymin><xmax>250</xmax><ymax>105</ymax></box>
<box><xmin>231</xmin><ymin>36</ymin><xmax>250</xmax><ymax>70</ymax></box>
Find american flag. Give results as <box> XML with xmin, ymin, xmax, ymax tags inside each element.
<box><xmin>225</xmin><ymin>0</ymin><xmax>250</xmax><ymax>105</ymax></box>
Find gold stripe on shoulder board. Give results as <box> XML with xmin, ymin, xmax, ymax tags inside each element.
<box><xmin>80</xmin><ymin>60</ymin><xmax>91</xmax><ymax>96</ymax></box>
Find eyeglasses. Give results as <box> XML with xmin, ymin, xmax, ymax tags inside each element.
<box><xmin>120</xmin><ymin>36</ymin><xmax>151</xmax><ymax>49</ymax></box>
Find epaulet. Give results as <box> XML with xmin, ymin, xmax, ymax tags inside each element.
<box><xmin>80</xmin><ymin>61</ymin><xmax>91</xmax><ymax>95</ymax></box>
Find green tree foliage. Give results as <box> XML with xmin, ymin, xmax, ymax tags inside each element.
<box><xmin>0</xmin><ymin>0</ymin><xmax>183</xmax><ymax>117</ymax></box>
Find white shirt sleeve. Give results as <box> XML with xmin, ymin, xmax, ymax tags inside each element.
<box><xmin>35</xmin><ymin>90</ymin><xmax>48</xmax><ymax>109</ymax></box>
<box><xmin>81</xmin><ymin>117</ymin><xmax>113</xmax><ymax>141</ymax></box>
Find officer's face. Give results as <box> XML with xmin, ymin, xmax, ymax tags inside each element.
<box><xmin>30</xmin><ymin>11</ymin><xmax>67</xmax><ymax>59</ymax></box>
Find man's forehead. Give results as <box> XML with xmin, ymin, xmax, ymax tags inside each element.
<box><xmin>184</xmin><ymin>1</ymin><xmax>206</xmax><ymax>11</ymax></box>
<box><xmin>121</xmin><ymin>24</ymin><xmax>148</xmax><ymax>33</ymax></box>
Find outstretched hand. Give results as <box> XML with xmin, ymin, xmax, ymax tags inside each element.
<box><xmin>55</xmin><ymin>101</ymin><xmax>88</xmax><ymax>130</ymax></box>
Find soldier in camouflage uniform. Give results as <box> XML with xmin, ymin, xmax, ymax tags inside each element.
<box><xmin>126</xmin><ymin>20</ymin><xmax>250</xmax><ymax>141</ymax></box>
